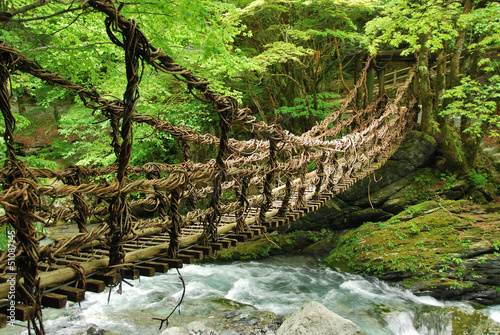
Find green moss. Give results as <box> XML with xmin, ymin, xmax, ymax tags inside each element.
<box><xmin>207</xmin><ymin>231</ymin><xmax>330</xmax><ymax>262</ymax></box>
<box><xmin>451</xmin><ymin>307</ymin><xmax>500</xmax><ymax>334</ymax></box>
<box><xmin>326</xmin><ymin>200</ymin><xmax>500</xmax><ymax>285</ymax></box>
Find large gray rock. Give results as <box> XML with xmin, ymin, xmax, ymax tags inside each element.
<box><xmin>276</xmin><ymin>301</ymin><xmax>366</xmax><ymax>335</ymax></box>
<box><xmin>159</xmin><ymin>327</ymin><xmax>189</xmax><ymax>335</ymax></box>
<box><xmin>339</xmin><ymin>131</ymin><xmax>436</xmax><ymax>204</ymax></box>
<box><xmin>390</xmin><ymin>131</ymin><xmax>436</xmax><ymax>168</ymax></box>
<box><xmin>344</xmin><ymin>207</ymin><xmax>393</xmax><ymax>226</ymax></box>
<box><xmin>352</xmin><ymin>169</ymin><xmax>424</xmax><ymax>208</ymax></box>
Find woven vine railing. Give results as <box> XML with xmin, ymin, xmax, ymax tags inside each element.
<box><xmin>0</xmin><ymin>1</ymin><xmax>418</xmax><ymax>333</ymax></box>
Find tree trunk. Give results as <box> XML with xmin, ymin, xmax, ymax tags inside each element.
<box><xmin>460</xmin><ymin>48</ymin><xmax>483</xmax><ymax>171</ymax></box>
<box><xmin>354</xmin><ymin>53</ymin><xmax>364</xmax><ymax>110</ymax></box>
<box><xmin>366</xmin><ymin>67</ymin><xmax>376</xmax><ymax>105</ymax></box>
<box><xmin>418</xmin><ymin>34</ymin><xmax>434</xmax><ymax>134</ymax></box>
<box><xmin>378</xmin><ymin>68</ymin><xmax>385</xmax><ymax>97</ymax></box>
<box><xmin>436</xmin><ymin>0</ymin><xmax>474</xmax><ymax>173</ymax></box>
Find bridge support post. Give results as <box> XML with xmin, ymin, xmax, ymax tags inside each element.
<box><xmin>367</xmin><ymin>67</ymin><xmax>376</xmax><ymax>105</ymax></box>
<box><xmin>354</xmin><ymin>53</ymin><xmax>365</xmax><ymax>110</ymax></box>
<box><xmin>0</xmin><ymin>46</ymin><xmax>45</xmax><ymax>335</ymax></box>
<box><xmin>378</xmin><ymin>68</ymin><xmax>385</xmax><ymax>97</ymax></box>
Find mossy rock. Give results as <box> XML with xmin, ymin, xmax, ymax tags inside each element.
<box><xmin>413</xmin><ymin>305</ymin><xmax>500</xmax><ymax>335</ymax></box>
<box><xmin>207</xmin><ymin>231</ymin><xmax>326</xmax><ymax>262</ymax></box>
<box><xmin>325</xmin><ymin>200</ymin><xmax>500</xmax><ymax>305</ymax></box>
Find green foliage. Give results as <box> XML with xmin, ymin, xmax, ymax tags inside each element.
<box><xmin>276</xmin><ymin>92</ymin><xmax>340</xmax><ymax>120</ymax></box>
<box><xmin>0</xmin><ymin>223</ymin><xmax>48</xmax><ymax>250</ymax></box>
<box><xmin>468</xmin><ymin>169</ymin><xmax>488</xmax><ymax>187</ymax></box>
<box><xmin>0</xmin><ymin>113</ymin><xmax>31</xmax><ymax>166</ymax></box>
<box><xmin>440</xmin><ymin>172</ymin><xmax>457</xmax><ymax>190</ymax></box>
<box><xmin>0</xmin><ymin>225</ymin><xmax>13</xmax><ymax>250</ymax></box>
<box><xmin>254</xmin><ymin>41</ymin><xmax>314</xmax><ymax>68</ymax></box>
<box><xmin>440</xmin><ymin>75</ymin><xmax>500</xmax><ymax>138</ymax></box>
<box><xmin>1</xmin><ymin>0</ymin><xmax>251</xmax><ymax>167</ymax></box>
<box><xmin>364</xmin><ymin>0</ymin><xmax>460</xmax><ymax>55</ymax></box>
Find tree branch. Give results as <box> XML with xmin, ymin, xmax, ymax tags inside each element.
<box><xmin>9</xmin><ymin>7</ymin><xmax>81</xmax><ymax>22</ymax></box>
<box><xmin>0</xmin><ymin>0</ymin><xmax>83</xmax><ymax>22</ymax></box>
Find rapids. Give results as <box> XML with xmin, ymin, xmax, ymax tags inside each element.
<box><xmin>2</xmin><ymin>255</ymin><xmax>499</xmax><ymax>334</ymax></box>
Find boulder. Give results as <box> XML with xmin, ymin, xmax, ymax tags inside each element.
<box><xmin>276</xmin><ymin>301</ymin><xmax>366</xmax><ymax>335</ymax></box>
<box><xmin>351</xmin><ymin>171</ymin><xmax>417</xmax><ymax>208</ymax></box>
<box><xmin>414</xmin><ymin>305</ymin><xmax>500</xmax><ymax>335</ymax></box>
<box><xmin>390</xmin><ymin>131</ymin><xmax>437</xmax><ymax>168</ymax></box>
<box><xmin>289</xmin><ymin>197</ymin><xmax>347</xmax><ymax>231</ymax></box>
<box><xmin>343</xmin><ymin>208</ymin><xmax>393</xmax><ymax>226</ymax></box>
<box><xmin>159</xmin><ymin>327</ymin><xmax>189</xmax><ymax>335</ymax></box>
<box><xmin>326</xmin><ymin>200</ymin><xmax>500</xmax><ymax>306</ymax></box>
<box><xmin>338</xmin><ymin>131</ymin><xmax>436</xmax><ymax>204</ymax></box>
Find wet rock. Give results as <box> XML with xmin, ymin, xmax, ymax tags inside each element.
<box><xmin>414</xmin><ymin>305</ymin><xmax>500</xmax><ymax>335</ymax></box>
<box><xmin>159</xmin><ymin>327</ymin><xmax>189</xmax><ymax>335</ymax></box>
<box><xmin>289</xmin><ymin>197</ymin><xmax>346</xmax><ymax>231</ymax></box>
<box><xmin>326</xmin><ymin>200</ymin><xmax>500</xmax><ymax>306</ymax></box>
<box><xmin>86</xmin><ymin>325</ymin><xmax>104</xmax><ymax>335</ymax></box>
<box><xmin>219</xmin><ymin>330</ymin><xmax>239</xmax><ymax>335</ymax></box>
<box><xmin>339</xmin><ymin>159</ymin><xmax>415</xmax><ymax>203</ymax></box>
<box><xmin>187</xmin><ymin>321</ymin><xmax>218</xmax><ymax>334</ymax></box>
<box><xmin>351</xmin><ymin>171</ymin><xmax>417</xmax><ymax>207</ymax></box>
<box><xmin>382</xmin><ymin>181</ymin><xmax>427</xmax><ymax>214</ymax></box>
<box><xmin>277</xmin><ymin>301</ymin><xmax>366</xmax><ymax>335</ymax></box>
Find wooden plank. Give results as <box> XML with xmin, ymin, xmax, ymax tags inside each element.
<box><xmin>210</xmin><ymin>243</ymin><xmax>223</xmax><ymax>251</ymax></box>
<box><xmin>222</xmin><ymin>238</ymin><xmax>238</xmax><ymax>247</ymax></box>
<box><xmin>135</xmin><ymin>266</ymin><xmax>156</xmax><ymax>277</ymax></box>
<box><xmin>218</xmin><ymin>240</ymin><xmax>232</xmax><ymax>248</ymax></box>
<box><xmin>177</xmin><ymin>254</ymin><xmax>194</xmax><ymax>264</ymax></box>
<box><xmin>56</xmin><ymin>286</ymin><xmax>85</xmax><ymax>302</ymax></box>
<box><xmin>158</xmin><ymin>258</ymin><xmax>183</xmax><ymax>269</ymax></box>
<box><xmin>251</xmin><ymin>225</ymin><xmax>267</xmax><ymax>234</ymax></box>
<box><xmin>251</xmin><ymin>228</ymin><xmax>262</xmax><ymax>236</ymax></box>
<box><xmin>42</xmin><ymin>293</ymin><xmax>67</xmax><ymax>309</ymax></box>
<box><xmin>226</xmin><ymin>234</ymin><xmax>247</xmax><ymax>242</ymax></box>
<box><xmin>143</xmin><ymin>262</ymin><xmax>169</xmax><ymax>273</ymax></box>
<box><xmin>181</xmin><ymin>249</ymin><xmax>204</xmax><ymax>259</ymax></box>
<box><xmin>84</xmin><ymin>279</ymin><xmax>106</xmax><ymax>293</ymax></box>
<box><xmin>191</xmin><ymin>246</ymin><xmax>212</xmax><ymax>257</ymax></box>
<box><xmin>240</xmin><ymin>231</ymin><xmax>254</xmax><ymax>239</ymax></box>
<box><xmin>6</xmin><ymin>304</ymin><xmax>34</xmax><ymax>321</ymax></box>
<box><xmin>0</xmin><ymin>313</ymin><xmax>6</xmax><ymax>328</ymax></box>
<box><xmin>121</xmin><ymin>269</ymin><xmax>140</xmax><ymax>280</ymax></box>
<box><xmin>261</xmin><ymin>220</ymin><xmax>277</xmax><ymax>228</ymax></box>
<box><xmin>93</xmin><ymin>272</ymin><xmax>122</xmax><ymax>286</ymax></box>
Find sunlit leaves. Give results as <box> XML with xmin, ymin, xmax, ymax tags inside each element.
<box><xmin>441</xmin><ymin>75</ymin><xmax>500</xmax><ymax>138</ymax></box>
<box><xmin>254</xmin><ymin>41</ymin><xmax>314</xmax><ymax>68</ymax></box>
<box><xmin>365</xmin><ymin>0</ymin><xmax>460</xmax><ymax>55</ymax></box>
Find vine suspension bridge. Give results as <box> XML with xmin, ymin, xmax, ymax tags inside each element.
<box><xmin>0</xmin><ymin>1</ymin><xmax>418</xmax><ymax>333</ymax></box>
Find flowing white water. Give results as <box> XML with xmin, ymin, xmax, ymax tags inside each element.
<box><xmin>2</xmin><ymin>255</ymin><xmax>499</xmax><ymax>335</ymax></box>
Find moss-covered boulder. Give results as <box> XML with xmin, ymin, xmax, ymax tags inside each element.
<box><xmin>414</xmin><ymin>305</ymin><xmax>500</xmax><ymax>334</ymax></box>
<box><xmin>325</xmin><ymin>200</ymin><xmax>500</xmax><ymax>306</ymax></box>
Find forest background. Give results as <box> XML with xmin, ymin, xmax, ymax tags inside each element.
<box><xmin>1</xmin><ymin>0</ymin><xmax>499</xmax><ymax>176</ymax></box>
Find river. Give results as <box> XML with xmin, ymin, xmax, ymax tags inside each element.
<box><xmin>2</xmin><ymin>255</ymin><xmax>500</xmax><ymax>334</ymax></box>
